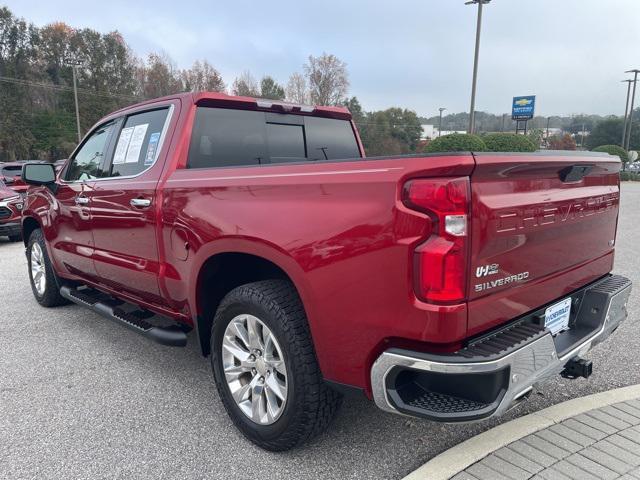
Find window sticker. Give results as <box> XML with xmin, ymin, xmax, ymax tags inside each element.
<box><xmin>112</xmin><ymin>127</ymin><xmax>134</xmax><ymax>165</ymax></box>
<box><xmin>144</xmin><ymin>132</ymin><xmax>161</xmax><ymax>166</ymax></box>
<box><xmin>124</xmin><ymin>124</ymin><xmax>149</xmax><ymax>164</ymax></box>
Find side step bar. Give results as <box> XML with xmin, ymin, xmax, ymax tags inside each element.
<box><xmin>60</xmin><ymin>286</ymin><xmax>188</xmax><ymax>347</ymax></box>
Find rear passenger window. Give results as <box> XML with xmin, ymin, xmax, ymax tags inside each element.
<box><xmin>188</xmin><ymin>108</ymin><xmax>268</xmax><ymax>169</ymax></box>
<box><xmin>187</xmin><ymin>106</ymin><xmax>361</xmax><ymax>169</ymax></box>
<box><xmin>109</xmin><ymin>108</ymin><xmax>169</xmax><ymax>177</ymax></box>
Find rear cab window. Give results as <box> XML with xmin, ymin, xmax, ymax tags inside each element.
<box><xmin>187</xmin><ymin>107</ymin><xmax>360</xmax><ymax>169</ymax></box>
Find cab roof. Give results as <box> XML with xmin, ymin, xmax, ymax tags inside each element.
<box><xmin>111</xmin><ymin>91</ymin><xmax>352</xmax><ymax>121</ymax></box>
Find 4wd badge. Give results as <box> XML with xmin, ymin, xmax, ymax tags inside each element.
<box><xmin>476</xmin><ymin>263</ymin><xmax>499</xmax><ymax>278</ymax></box>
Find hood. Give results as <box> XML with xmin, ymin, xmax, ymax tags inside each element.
<box><xmin>0</xmin><ymin>182</ymin><xmax>20</xmax><ymax>201</ymax></box>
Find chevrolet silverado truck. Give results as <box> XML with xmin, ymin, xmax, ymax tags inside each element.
<box><xmin>0</xmin><ymin>178</ymin><xmax>24</xmax><ymax>241</ymax></box>
<box><xmin>20</xmin><ymin>92</ymin><xmax>632</xmax><ymax>451</ymax></box>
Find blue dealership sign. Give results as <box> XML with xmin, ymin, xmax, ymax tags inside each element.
<box><xmin>512</xmin><ymin>96</ymin><xmax>536</xmax><ymax>120</ymax></box>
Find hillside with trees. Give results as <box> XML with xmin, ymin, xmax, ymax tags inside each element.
<box><xmin>0</xmin><ymin>6</ymin><xmax>634</xmax><ymax>161</ymax></box>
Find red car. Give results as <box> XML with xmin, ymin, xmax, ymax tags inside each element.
<box><xmin>0</xmin><ymin>161</ymin><xmax>29</xmax><ymax>194</ymax></box>
<box><xmin>20</xmin><ymin>92</ymin><xmax>632</xmax><ymax>450</ymax></box>
<box><xmin>0</xmin><ymin>178</ymin><xmax>23</xmax><ymax>241</ymax></box>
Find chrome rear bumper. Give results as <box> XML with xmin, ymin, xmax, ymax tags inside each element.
<box><xmin>371</xmin><ymin>274</ymin><xmax>632</xmax><ymax>422</ymax></box>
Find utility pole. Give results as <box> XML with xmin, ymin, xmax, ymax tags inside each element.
<box><xmin>465</xmin><ymin>0</ymin><xmax>491</xmax><ymax>134</ymax></box>
<box><xmin>438</xmin><ymin>107</ymin><xmax>446</xmax><ymax>136</ymax></box>
<box><xmin>65</xmin><ymin>59</ymin><xmax>83</xmax><ymax>142</ymax></box>
<box><xmin>624</xmin><ymin>68</ymin><xmax>640</xmax><ymax>152</ymax></box>
<box><xmin>622</xmin><ymin>79</ymin><xmax>634</xmax><ymax>147</ymax></box>
<box><xmin>581</xmin><ymin>124</ymin><xmax>586</xmax><ymax>148</ymax></box>
<box><xmin>624</xmin><ymin>69</ymin><xmax>640</xmax><ymax>152</ymax></box>
<box><xmin>546</xmin><ymin>117</ymin><xmax>550</xmax><ymax>146</ymax></box>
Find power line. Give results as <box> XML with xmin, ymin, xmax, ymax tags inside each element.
<box><xmin>0</xmin><ymin>75</ymin><xmax>140</xmax><ymax>101</ymax></box>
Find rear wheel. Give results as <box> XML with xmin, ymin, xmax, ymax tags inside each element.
<box><xmin>211</xmin><ymin>280</ymin><xmax>341</xmax><ymax>451</ymax></box>
<box><xmin>27</xmin><ymin>229</ymin><xmax>69</xmax><ymax>307</ymax></box>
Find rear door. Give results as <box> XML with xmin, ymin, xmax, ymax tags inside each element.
<box><xmin>467</xmin><ymin>152</ymin><xmax>620</xmax><ymax>335</ymax></box>
<box><xmin>89</xmin><ymin>105</ymin><xmax>175</xmax><ymax>306</ymax></box>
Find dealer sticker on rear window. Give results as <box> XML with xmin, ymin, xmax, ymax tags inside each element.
<box><xmin>544</xmin><ymin>297</ymin><xmax>572</xmax><ymax>336</ymax></box>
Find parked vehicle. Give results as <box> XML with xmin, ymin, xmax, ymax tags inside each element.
<box><xmin>0</xmin><ymin>179</ymin><xmax>23</xmax><ymax>241</ymax></box>
<box><xmin>0</xmin><ymin>161</ymin><xmax>29</xmax><ymax>194</ymax></box>
<box><xmin>20</xmin><ymin>92</ymin><xmax>632</xmax><ymax>450</ymax></box>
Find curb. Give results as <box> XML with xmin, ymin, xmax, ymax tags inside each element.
<box><xmin>402</xmin><ymin>384</ymin><xmax>640</xmax><ymax>480</ymax></box>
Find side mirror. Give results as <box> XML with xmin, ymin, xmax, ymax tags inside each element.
<box><xmin>22</xmin><ymin>163</ymin><xmax>56</xmax><ymax>186</ymax></box>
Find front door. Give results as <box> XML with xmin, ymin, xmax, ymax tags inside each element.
<box><xmin>49</xmin><ymin>121</ymin><xmax>117</xmax><ymax>281</ymax></box>
<box><xmin>89</xmin><ymin>106</ymin><xmax>173</xmax><ymax>306</ymax></box>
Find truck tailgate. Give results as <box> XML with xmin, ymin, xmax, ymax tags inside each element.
<box><xmin>467</xmin><ymin>152</ymin><xmax>621</xmax><ymax>336</ymax></box>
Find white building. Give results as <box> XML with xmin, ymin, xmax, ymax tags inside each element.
<box><xmin>421</xmin><ymin>124</ymin><xmax>467</xmax><ymax>140</ymax></box>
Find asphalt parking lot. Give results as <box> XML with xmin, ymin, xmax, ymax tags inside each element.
<box><xmin>1</xmin><ymin>183</ymin><xmax>639</xmax><ymax>480</ymax></box>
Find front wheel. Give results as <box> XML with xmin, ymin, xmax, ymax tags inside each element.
<box><xmin>27</xmin><ymin>229</ymin><xmax>69</xmax><ymax>307</ymax></box>
<box><xmin>211</xmin><ymin>280</ymin><xmax>341</xmax><ymax>451</ymax></box>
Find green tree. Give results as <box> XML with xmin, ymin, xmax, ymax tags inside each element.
<box><xmin>356</xmin><ymin>107</ymin><xmax>423</xmax><ymax>156</ymax></box>
<box><xmin>259</xmin><ymin>76</ymin><xmax>285</xmax><ymax>100</ymax></box>
<box><xmin>592</xmin><ymin>145</ymin><xmax>629</xmax><ymax>169</ymax></box>
<box><xmin>483</xmin><ymin>133</ymin><xmax>536</xmax><ymax>152</ymax></box>
<box><xmin>586</xmin><ymin>117</ymin><xmax>640</xmax><ymax>150</ymax></box>
<box><xmin>425</xmin><ymin>133</ymin><xmax>487</xmax><ymax>153</ymax></box>
<box><xmin>342</xmin><ymin>96</ymin><xmax>364</xmax><ymax>124</ymax></box>
<box><xmin>0</xmin><ymin>7</ymin><xmax>38</xmax><ymax>160</ymax></box>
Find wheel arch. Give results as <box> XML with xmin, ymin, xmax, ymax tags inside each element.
<box><xmin>21</xmin><ymin>215</ymin><xmax>41</xmax><ymax>247</ymax></box>
<box><xmin>192</xmin><ymin>248</ymin><xmax>313</xmax><ymax>358</ymax></box>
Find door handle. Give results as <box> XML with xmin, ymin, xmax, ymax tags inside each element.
<box><xmin>130</xmin><ymin>198</ymin><xmax>152</xmax><ymax>208</ymax></box>
<box><xmin>75</xmin><ymin>196</ymin><xmax>89</xmax><ymax>205</ymax></box>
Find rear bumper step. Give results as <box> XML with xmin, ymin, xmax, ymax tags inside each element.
<box><xmin>60</xmin><ymin>286</ymin><xmax>188</xmax><ymax>347</ymax></box>
<box><xmin>371</xmin><ymin>274</ymin><xmax>632</xmax><ymax>422</ymax></box>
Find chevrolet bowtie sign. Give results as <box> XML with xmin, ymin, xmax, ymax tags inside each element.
<box><xmin>512</xmin><ymin>95</ymin><xmax>536</xmax><ymax>120</ymax></box>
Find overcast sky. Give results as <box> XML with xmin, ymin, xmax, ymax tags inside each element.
<box><xmin>5</xmin><ymin>0</ymin><xmax>640</xmax><ymax>117</ymax></box>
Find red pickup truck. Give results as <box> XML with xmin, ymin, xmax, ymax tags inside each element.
<box><xmin>20</xmin><ymin>92</ymin><xmax>632</xmax><ymax>451</ymax></box>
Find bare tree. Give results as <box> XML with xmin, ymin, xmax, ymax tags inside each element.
<box><xmin>231</xmin><ymin>70</ymin><xmax>259</xmax><ymax>97</ymax></box>
<box><xmin>181</xmin><ymin>60</ymin><xmax>225</xmax><ymax>92</ymax></box>
<box><xmin>303</xmin><ymin>53</ymin><xmax>349</xmax><ymax>106</ymax></box>
<box><xmin>285</xmin><ymin>72</ymin><xmax>309</xmax><ymax>104</ymax></box>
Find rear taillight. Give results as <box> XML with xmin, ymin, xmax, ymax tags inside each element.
<box><xmin>403</xmin><ymin>177</ymin><xmax>470</xmax><ymax>304</ymax></box>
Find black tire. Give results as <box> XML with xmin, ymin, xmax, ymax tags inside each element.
<box><xmin>8</xmin><ymin>233</ymin><xmax>22</xmax><ymax>242</ymax></box>
<box><xmin>27</xmin><ymin>229</ymin><xmax>69</xmax><ymax>307</ymax></box>
<box><xmin>211</xmin><ymin>279</ymin><xmax>341</xmax><ymax>451</ymax></box>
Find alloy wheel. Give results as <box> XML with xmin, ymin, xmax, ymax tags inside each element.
<box><xmin>221</xmin><ymin>314</ymin><xmax>288</xmax><ymax>425</ymax></box>
<box><xmin>30</xmin><ymin>242</ymin><xmax>46</xmax><ymax>296</ymax></box>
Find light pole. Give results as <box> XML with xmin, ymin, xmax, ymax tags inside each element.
<box><xmin>624</xmin><ymin>69</ymin><xmax>640</xmax><ymax>152</ymax></box>
<box><xmin>438</xmin><ymin>107</ymin><xmax>446</xmax><ymax>136</ymax></box>
<box><xmin>65</xmin><ymin>59</ymin><xmax>83</xmax><ymax>142</ymax></box>
<box><xmin>546</xmin><ymin>116</ymin><xmax>551</xmax><ymax>144</ymax></box>
<box><xmin>466</xmin><ymin>0</ymin><xmax>491</xmax><ymax>134</ymax></box>
<box><xmin>622</xmin><ymin>79</ymin><xmax>634</xmax><ymax>147</ymax></box>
